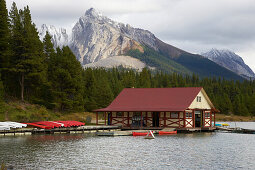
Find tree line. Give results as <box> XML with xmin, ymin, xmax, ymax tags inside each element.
<box><xmin>0</xmin><ymin>1</ymin><xmax>255</xmax><ymax>116</ymax></box>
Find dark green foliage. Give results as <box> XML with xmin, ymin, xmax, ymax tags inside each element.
<box><xmin>0</xmin><ymin>0</ymin><xmax>9</xmax><ymax>68</ymax></box>
<box><xmin>48</xmin><ymin>46</ymin><xmax>84</xmax><ymax>112</ymax></box>
<box><xmin>7</xmin><ymin>3</ymin><xmax>46</xmax><ymax>101</ymax></box>
<box><xmin>0</xmin><ymin>73</ymin><xmax>4</xmax><ymax>100</ymax></box>
<box><xmin>43</xmin><ymin>31</ymin><xmax>55</xmax><ymax>60</ymax></box>
<box><xmin>126</xmin><ymin>47</ymin><xmax>244</xmax><ymax>81</ymax></box>
<box><xmin>81</xmin><ymin>67</ymin><xmax>255</xmax><ymax>116</ymax></box>
<box><xmin>0</xmin><ymin>0</ymin><xmax>10</xmax><ymax>90</ymax></box>
<box><xmin>83</xmin><ymin>68</ymin><xmax>114</xmax><ymax>111</ymax></box>
<box><xmin>126</xmin><ymin>47</ymin><xmax>190</xmax><ymax>75</ymax></box>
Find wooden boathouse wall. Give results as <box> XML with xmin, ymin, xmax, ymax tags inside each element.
<box><xmin>97</xmin><ymin>110</ymin><xmax>216</xmax><ymax>129</ymax></box>
<box><xmin>94</xmin><ymin>87</ymin><xmax>218</xmax><ymax>129</ymax></box>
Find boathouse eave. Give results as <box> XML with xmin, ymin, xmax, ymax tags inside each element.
<box><xmin>94</xmin><ymin>87</ymin><xmax>205</xmax><ymax>112</ymax></box>
<box><xmin>94</xmin><ymin>107</ymin><xmax>188</xmax><ymax>112</ymax></box>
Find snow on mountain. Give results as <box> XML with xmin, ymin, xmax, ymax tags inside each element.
<box><xmin>201</xmin><ymin>49</ymin><xmax>255</xmax><ymax>79</ymax></box>
<box><xmin>38</xmin><ymin>24</ymin><xmax>69</xmax><ymax>48</ymax></box>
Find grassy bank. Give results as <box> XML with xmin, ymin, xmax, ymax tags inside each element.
<box><xmin>0</xmin><ymin>99</ymin><xmax>100</xmax><ymax>124</ymax></box>
<box><xmin>216</xmin><ymin>113</ymin><xmax>255</xmax><ymax>122</ymax></box>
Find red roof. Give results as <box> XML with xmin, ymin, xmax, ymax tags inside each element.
<box><xmin>94</xmin><ymin>87</ymin><xmax>203</xmax><ymax>112</ymax></box>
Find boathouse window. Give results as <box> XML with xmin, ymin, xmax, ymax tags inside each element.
<box><xmin>186</xmin><ymin>112</ymin><xmax>192</xmax><ymax>118</ymax></box>
<box><xmin>116</xmin><ymin>112</ymin><xmax>123</xmax><ymax>117</ymax></box>
<box><xmin>205</xmin><ymin>112</ymin><xmax>210</xmax><ymax>118</ymax></box>
<box><xmin>170</xmin><ymin>112</ymin><xmax>178</xmax><ymax>118</ymax></box>
<box><xmin>196</xmin><ymin>96</ymin><xmax>201</xmax><ymax>102</ymax></box>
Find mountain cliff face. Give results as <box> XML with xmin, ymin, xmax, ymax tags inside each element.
<box><xmin>202</xmin><ymin>49</ymin><xmax>255</xmax><ymax>79</ymax></box>
<box><xmin>69</xmin><ymin>8</ymin><xmax>156</xmax><ymax>65</ymax></box>
<box><xmin>38</xmin><ymin>8</ymin><xmax>245</xmax><ymax>80</ymax></box>
<box><xmin>39</xmin><ymin>24</ymin><xmax>69</xmax><ymax>48</ymax></box>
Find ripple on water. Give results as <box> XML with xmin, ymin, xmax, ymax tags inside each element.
<box><xmin>0</xmin><ymin>122</ymin><xmax>255</xmax><ymax>169</ymax></box>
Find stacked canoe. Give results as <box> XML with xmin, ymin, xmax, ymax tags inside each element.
<box><xmin>0</xmin><ymin>122</ymin><xmax>27</xmax><ymax>131</ymax></box>
<box><xmin>25</xmin><ymin>121</ymin><xmax>85</xmax><ymax>129</ymax></box>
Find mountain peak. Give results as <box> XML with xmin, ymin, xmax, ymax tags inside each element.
<box><xmin>85</xmin><ymin>8</ymin><xmax>102</xmax><ymax>18</ymax></box>
<box><xmin>202</xmin><ymin>49</ymin><xmax>255</xmax><ymax>78</ymax></box>
<box><xmin>38</xmin><ymin>24</ymin><xmax>69</xmax><ymax>48</ymax></box>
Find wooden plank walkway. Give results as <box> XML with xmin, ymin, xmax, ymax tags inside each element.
<box><xmin>216</xmin><ymin>127</ymin><xmax>255</xmax><ymax>134</ymax></box>
<box><xmin>0</xmin><ymin>125</ymin><xmax>121</xmax><ymax>136</ymax></box>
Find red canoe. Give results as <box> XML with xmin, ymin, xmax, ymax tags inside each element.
<box><xmin>133</xmin><ymin>132</ymin><xmax>153</xmax><ymax>136</ymax></box>
<box><xmin>158</xmin><ymin>131</ymin><xmax>177</xmax><ymax>135</ymax></box>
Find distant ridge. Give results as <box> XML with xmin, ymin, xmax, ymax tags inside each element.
<box><xmin>202</xmin><ymin>49</ymin><xmax>255</xmax><ymax>79</ymax></box>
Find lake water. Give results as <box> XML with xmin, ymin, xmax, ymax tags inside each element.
<box><xmin>1</xmin><ymin>122</ymin><xmax>255</xmax><ymax>169</ymax></box>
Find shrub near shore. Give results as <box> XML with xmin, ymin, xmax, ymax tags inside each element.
<box><xmin>0</xmin><ymin>100</ymin><xmax>99</xmax><ymax>123</ymax></box>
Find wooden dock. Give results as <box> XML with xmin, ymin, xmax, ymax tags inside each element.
<box><xmin>177</xmin><ymin>127</ymin><xmax>216</xmax><ymax>133</ymax></box>
<box><xmin>216</xmin><ymin>127</ymin><xmax>255</xmax><ymax>134</ymax></box>
<box><xmin>0</xmin><ymin>125</ymin><xmax>121</xmax><ymax>137</ymax></box>
<box><xmin>96</xmin><ymin>128</ymin><xmax>176</xmax><ymax>136</ymax></box>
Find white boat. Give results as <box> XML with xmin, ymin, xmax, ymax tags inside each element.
<box><xmin>0</xmin><ymin>122</ymin><xmax>27</xmax><ymax>130</ymax></box>
<box><xmin>144</xmin><ymin>130</ymin><xmax>155</xmax><ymax>139</ymax></box>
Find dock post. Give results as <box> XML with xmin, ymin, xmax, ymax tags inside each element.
<box><xmin>192</xmin><ymin>110</ymin><xmax>195</xmax><ymax>128</ymax></box>
<box><xmin>104</xmin><ymin>112</ymin><xmax>106</xmax><ymax>125</ymax></box>
<box><xmin>140</xmin><ymin>111</ymin><xmax>143</xmax><ymax>128</ymax></box>
<box><xmin>145</xmin><ymin>112</ymin><xmax>148</xmax><ymax>126</ymax></box>
<box><xmin>214</xmin><ymin>112</ymin><xmax>216</xmax><ymax>127</ymax></box>
<box><xmin>183</xmin><ymin>110</ymin><xmax>186</xmax><ymax>128</ymax></box>
<box><xmin>164</xmin><ymin>112</ymin><xmax>166</xmax><ymax>127</ymax></box>
<box><xmin>96</xmin><ymin>112</ymin><xmax>98</xmax><ymax>125</ymax></box>
<box><xmin>110</xmin><ymin>112</ymin><xmax>113</xmax><ymax>125</ymax></box>
<box><xmin>127</xmin><ymin>112</ymin><xmax>130</xmax><ymax>127</ymax></box>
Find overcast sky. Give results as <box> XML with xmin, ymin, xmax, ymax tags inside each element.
<box><xmin>6</xmin><ymin>0</ymin><xmax>255</xmax><ymax>72</ymax></box>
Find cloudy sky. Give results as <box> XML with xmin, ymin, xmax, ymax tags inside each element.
<box><xmin>6</xmin><ymin>0</ymin><xmax>255</xmax><ymax>72</ymax></box>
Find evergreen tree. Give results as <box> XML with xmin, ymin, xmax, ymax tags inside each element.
<box><xmin>0</xmin><ymin>0</ymin><xmax>10</xmax><ymax>70</ymax></box>
<box><xmin>43</xmin><ymin>31</ymin><xmax>55</xmax><ymax>60</ymax></box>
<box><xmin>138</xmin><ymin>68</ymin><xmax>151</xmax><ymax>88</ymax></box>
<box><xmin>0</xmin><ymin>73</ymin><xmax>4</xmax><ymax>100</ymax></box>
<box><xmin>9</xmin><ymin>4</ymin><xmax>46</xmax><ymax>101</ymax></box>
<box><xmin>0</xmin><ymin>0</ymin><xmax>10</xmax><ymax>93</ymax></box>
<box><xmin>48</xmin><ymin>46</ymin><xmax>84</xmax><ymax>111</ymax></box>
<box><xmin>83</xmin><ymin>68</ymin><xmax>98</xmax><ymax>111</ymax></box>
<box><xmin>94</xmin><ymin>76</ymin><xmax>113</xmax><ymax>109</ymax></box>
<box><xmin>248</xmin><ymin>94</ymin><xmax>255</xmax><ymax>116</ymax></box>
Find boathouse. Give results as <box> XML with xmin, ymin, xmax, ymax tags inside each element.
<box><xmin>94</xmin><ymin>87</ymin><xmax>218</xmax><ymax>130</ymax></box>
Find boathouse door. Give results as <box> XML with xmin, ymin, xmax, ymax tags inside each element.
<box><xmin>195</xmin><ymin>111</ymin><xmax>202</xmax><ymax>127</ymax></box>
<box><xmin>108</xmin><ymin>113</ymin><xmax>111</xmax><ymax>125</ymax></box>
<box><xmin>152</xmin><ymin>112</ymin><xmax>160</xmax><ymax>127</ymax></box>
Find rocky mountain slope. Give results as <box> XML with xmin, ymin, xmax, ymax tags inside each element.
<box><xmin>39</xmin><ymin>24</ymin><xmax>69</xmax><ymax>48</ymax></box>
<box><xmin>38</xmin><ymin>8</ymin><xmax>245</xmax><ymax>80</ymax></box>
<box><xmin>202</xmin><ymin>49</ymin><xmax>255</xmax><ymax>79</ymax></box>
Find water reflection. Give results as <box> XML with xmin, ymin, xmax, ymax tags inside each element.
<box><xmin>0</xmin><ymin>122</ymin><xmax>255</xmax><ymax>169</ymax></box>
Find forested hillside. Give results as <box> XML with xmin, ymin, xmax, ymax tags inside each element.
<box><xmin>0</xmin><ymin>1</ymin><xmax>255</xmax><ymax>119</ymax></box>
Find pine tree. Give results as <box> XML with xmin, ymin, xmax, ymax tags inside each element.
<box><xmin>138</xmin><ymin>68</ymin><xmax>151</xmax><ymax>88</ymax></box>
<box><xmin>0</xmin><ymin>0</ymin><xmax>10</xmax><ymax>91</ymax></box>
<box><xmin>48</xmin><ymin>46</ymin><xmax>84</xmax><ymax>111</ymax></box>
<box><xmin>43</xmin><ymin>31</ymin><xmax>55</xmax><ymax>60</ymax></box>
<box><xmin>0</xmin><ymin>73</ymin><xmax>4</xmax><ymax>100</ymax></box>
<box><xmin>9</xmin><ymin>4</ymin><xmax>46</xmax><ymax>101</ymax></box>
<box><xmin>0</xmin><ymin>0</ymin><xmax>9</xmax><ymax>69</ymax></box>
<box><xmin>83</xmin><ymin>68</ymin><xmax>98</xmax><ymax>111</ymax></box>
<box><xmin>94</xmin><ymin>76</ymin><xmax>113</xmax><ymax>109</ymax></box>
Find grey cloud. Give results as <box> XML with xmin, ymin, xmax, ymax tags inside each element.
<box><xmin>6</xmin><ymin>0</ymin><xmax>255</xmax><ymax>71</ymax></box>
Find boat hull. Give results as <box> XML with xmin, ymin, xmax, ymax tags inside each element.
<box><xmin>158</xmin><ymin>131</ymin><xmax>177</xmax><ymax>135</ymax></box>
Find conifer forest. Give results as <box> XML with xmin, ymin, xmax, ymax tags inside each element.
<box><xmin>0</xmin><ymin>1</ymin><xmax>255</xmax><ymax>117</ymax></box>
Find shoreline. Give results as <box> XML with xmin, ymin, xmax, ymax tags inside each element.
<box><xmin>216</xmin><ymin>114</ymin><xmax>255</xmax><ymax>122</ymax></box>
